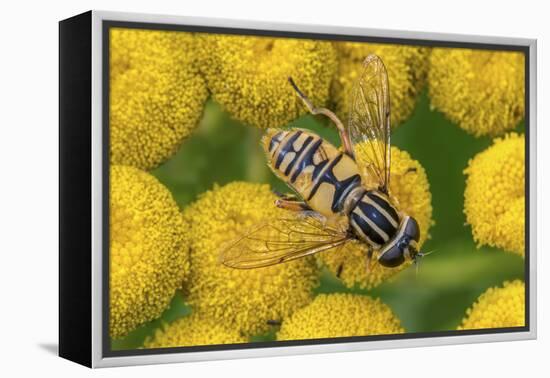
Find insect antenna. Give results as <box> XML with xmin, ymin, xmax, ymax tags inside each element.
<box><xmin>413</xmin><ymin>249</ymin><xmax>437</xmax><ymax>276</ymax></box>
<box><xmin>418</xmin><ymin>249</ymin><xmax>437</xmax><ymax>258</ymax></box>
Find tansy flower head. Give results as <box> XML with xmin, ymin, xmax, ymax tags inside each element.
<box><xmin>464</xmin><ymin>133</ymin><xmax>525</xmax><ymax>256</ymax></box>
<box><xmin>143</xmin><ymin>314</ymin><xmax>247</xmax><ymax>348</ymax></box>
<box><xmin>277</xmin><ymin>293</ymin><xmax>404</xmax><ymax>340</ymax></box>
<box><xmin>110</xmin><ymin>28</ymin><xmax>208</xmax><ymax>170</ymax></box>
<box><xmin>182</xmin><ymin>182</ymin><xmax>319</xmax><ymax>336</ymax></box>
<box><xmin>458</xmin><ymin>280</ymin><xmax>525</xmax><ymax>330</ymax></box>
<box><xmin>428</xmin><ymin>48</ymin><xmax>525</xmax><ymax>137</ymax></box>
<box><xmin>110</xmin><ymin>165</ymin><xmax>190</xmax><ymax>339</ymax></box>
<box><xmin>318</xmin><ymin>145</ymin><xmax>433</xmax><ymax>289</ymax></box>
<box><xmin>197</xmin><ymin>34</ymin><xmax>337</xmax><ymax>129</ymax></box>
<box><xmin>331</xmin><ymin>42</ymin><xmax>430</xmax><ymax>127</ymax></box>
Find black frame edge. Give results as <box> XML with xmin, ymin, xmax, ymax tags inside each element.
<box><xmin>59</xmin><ymin>10</ymin><xmax>93</xmax><ymax>368</ymax></box>
<box><xmin>101</xmin><ymin>20</ymin><xmax>531</xmax><ymax>359</ymax></box>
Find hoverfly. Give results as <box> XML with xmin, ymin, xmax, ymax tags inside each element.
<box><xmin>221</xmin><ymin>54</ymin><xmax>426</xmax><ymax>271</ymax></box>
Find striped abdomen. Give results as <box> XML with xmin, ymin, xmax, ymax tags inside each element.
<box><xmin>262</xmin><ymin>128</ymin><xmax>361</xmax><ymax>218</ymax></box>
<box><xmin>349</xmin><ymin>191</ymin><xmax>401</xmax><ymax>249</ymax></box>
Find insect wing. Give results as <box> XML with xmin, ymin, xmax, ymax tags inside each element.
<box><xmin>348</xmin><ymin>54</ymin><xmax>392</xmax><ymax>194</ymax></box>
<box><xmin>220</xmin><ymin>215</ymin><xmax>351</xmax><ymax>269</ymax></box>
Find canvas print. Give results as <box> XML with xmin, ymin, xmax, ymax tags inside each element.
<box><xmin>107</xmin><ymin>26</ymin><xmax>526</xmax><ymax>352</ymax></box>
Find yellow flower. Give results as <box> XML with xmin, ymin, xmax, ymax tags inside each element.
<box><xmin>143</xmin><ymin>314</ymin><xmax>247</xmax><ymax>348</ymax></box>
<box><xmin>318</xmin><ymin>145</ymin><xmax>433</xmax><ymax>289</ymax></box>
<box><xmin>331</xmin><ymin>42</ymin><xmax>430</xmax><ymax>127</ymax></box>
<box><xmin>197</xmin><ymin>34</ymin><xmax>337</xmax><ymax>129</ymax></box>
<box><xmin>110</xmin><ymin>28</ymin><xmax>208</xmax><ymax>170</ymax></box>
<box><xmin>182</xmin><ymin>182</ymin><xmax>319</xmax><ymax>336</ymax></box>
<box><xmin>277</xmin><ymin>293</ymin><xmax>404</xmax><ymax>340</ymax></box>
<box><xmin>464</xmin><ymin>133</ymin><xmax>525</xmax><ymax>256</ymax></box>
<box><xmin>458</xmin><ymin>280</ymin><xmax>525</xmax><ymax>330</ymax></box>
<box><xmin>110</xmin><ymin>165</ymin><xmax>190</xmax><ymax>339</ymax></box>
<box><xmin>428</xmin><ymin>48</ymin><xmax>524</xmax><ymax>136</ymax></box>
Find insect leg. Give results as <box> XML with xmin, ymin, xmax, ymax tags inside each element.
<box><xmin>271</xmin><ymin>189</ymin><xmax>286</xmax><ymax>198</ymax></box>
<box><xmin>336</xmin><ymin>263</ymin><xmax>344</xmax><ymax>278</ymax></box>
<box><xmin>365</xmin><ymin>248</ymin><xmax>374</xmax><ymax>276</ymax></box>
<box><xmin>267</xmin><ymin>319</ymin><xmax>282</xmax><ymax>326</ymax></box>
<box><xmin>275</xmin><ymin>198</ymin><xmax>312</xmax><ymax>212</ymax></box>
<box><xmin>288</xmin><ymin>77</ymin><xmax>354</xmax><ymax>158</ymax></box>
<box><xmin>273</xmin><ymin>191</ymin><xmax>301</xmax><ymax>202</ymax></box>
<box><xmin>405</xmin><ymin>167</ymin><xmax>417</xmax><ymax>175</ymax></box>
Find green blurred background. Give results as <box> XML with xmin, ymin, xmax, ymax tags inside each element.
<box><xmin>112</xmin><ymin>90</ymin><xmax>525</xmax><ymax>350</ymax></box>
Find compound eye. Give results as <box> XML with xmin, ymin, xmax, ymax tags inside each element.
<box><xmin>378</xmin><ymin>244</ymin><xmax>405</xmax><ymax>268</ymax></box>
<box><xmin>405</xmin><ymin>217</ymin><xmax>420</xmax><ymax>242</ymax></box>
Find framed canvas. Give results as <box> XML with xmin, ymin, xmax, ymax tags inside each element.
<box><xmin>59</xmin><ymin>10</ymin><xmax>537</xmax><ymax>368</ymax></box>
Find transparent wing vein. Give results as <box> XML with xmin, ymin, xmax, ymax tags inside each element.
<box><xmin>220</xmin><ymin>215</ymin><xmax>351</xmax><ymax>269</ymax></box>
<box><xmin>348</xmin><ymin>54</ymin><xmax>392</xmax><ymax>193</ymax></box>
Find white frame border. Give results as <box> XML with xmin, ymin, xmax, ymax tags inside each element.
<box><xmin>90</xmin><ymin>10</ymin><xmax>537</xmax><ymax>368</ymax></box>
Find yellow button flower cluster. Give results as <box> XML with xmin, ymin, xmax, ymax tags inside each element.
<box><xmin>110</xmin><ymin>165</ymin><xmax>190</xmax><ymax>338</ymax></box>
<box><xmin>197</xmin><ymin>34</ymin><xmax>337</xmax><ymax>129</ymax></box>
<box><xmin>428</xmin><ymin>49</ymin><xmax>524</xmax><ymax>136</ymax></box>
<box><xmin>182</xmin><ymin>182</ymin><xmax>320</xmax><ymax>336</ymax></box>
<box><xmin>318</xmin><ymin>145</ymin><xmax>433</xmax><ymax>289</ymax></box>
<box><xmin>464</xmin><ymin>133</ymin><xmax>525</xmax><ymax>256</ymax></box>
<box><xmin>278</xmin><ymin>293</ymin><xmax>404</xmax><ymax>340</ymax></box>
<box><xmin>331</xmin><ymin>42</ymin><xmax>430</xmax><ymax>127</ymax></box>
<box><xmin>143</xmin><ymin>314</ymin><xmax>246</xmax><ymax>348</ymax></box>
<box><xmin>110</xmin><ymin>29</ymin><xmax>208</xmax><ymax>170</ymax></box>
<box><xmin>458</xmin><ymin>280</ymin><xmax>525</xmax><ymax>330</ymax></box>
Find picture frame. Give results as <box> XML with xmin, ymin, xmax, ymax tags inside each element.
<box><xmin>59</xmin><ymin>10</ymin><xmax>537</xmax><ymax>368</ymax></box>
